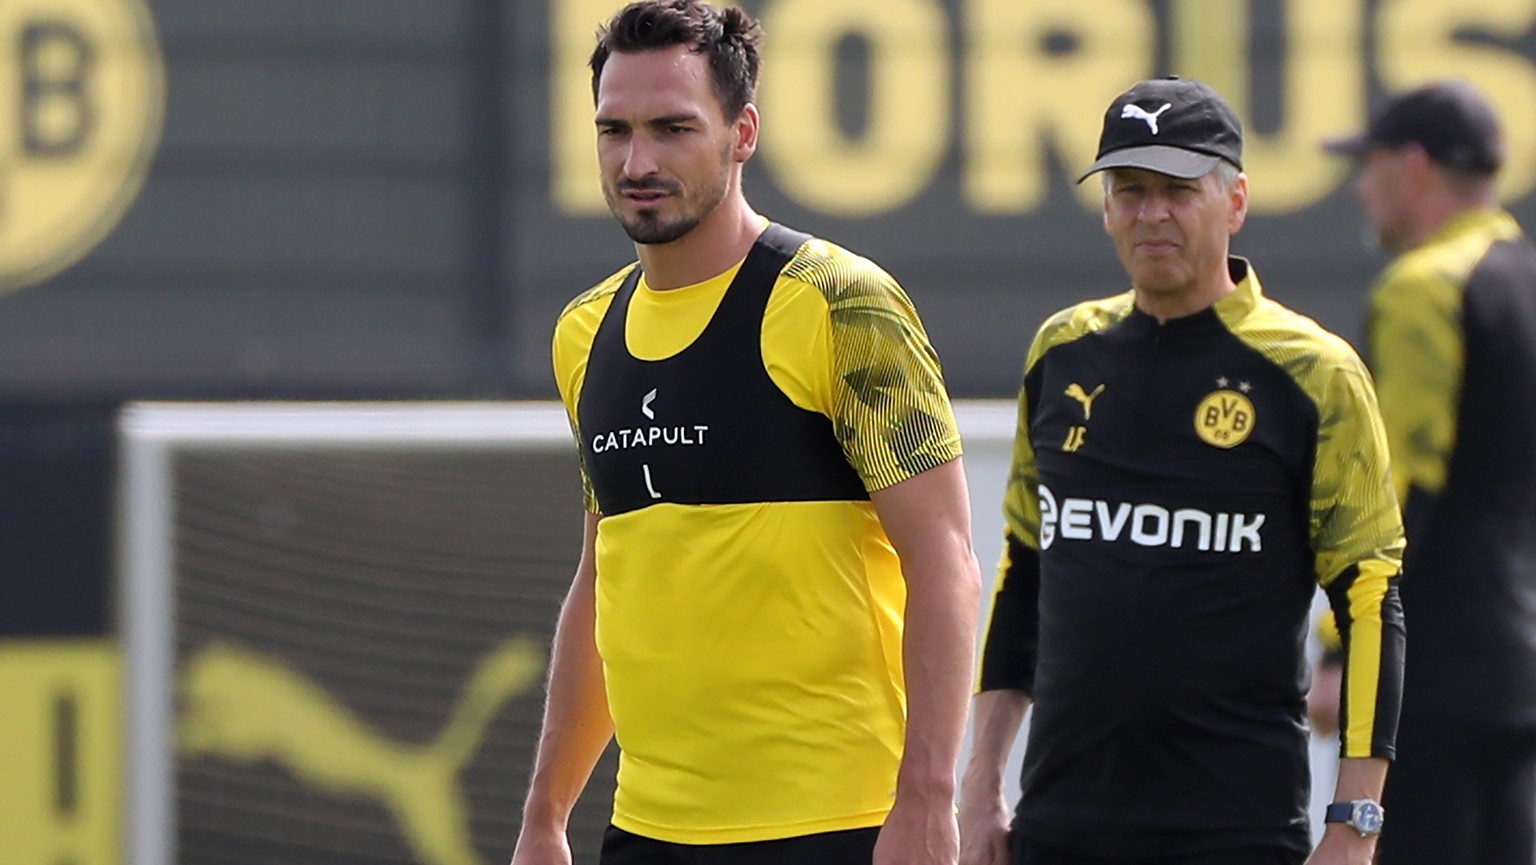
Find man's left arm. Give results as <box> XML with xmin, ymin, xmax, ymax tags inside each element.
<box><xmin>1311</xmin><ymin>758</ymin><xmax>1389</xmax><ymax>864</ymax></box>
<box><xmin>1307</xmin><ymin>351</ymin><xmax>1407</xmax><ymax>865</ymax></box>
<box><xmin>813</xmin><ymin>260</ymin><xmax>979</xmax><ymax>864</ymax></box>
<box><xmin>811</xmin><ymin>261</ymin><xmax>976</xmax><ymax>860</ymax></box>
<box><xmin>871</xmin><ymin>458</ymin><xmax>983</xmax><ymax>865</ymax></box>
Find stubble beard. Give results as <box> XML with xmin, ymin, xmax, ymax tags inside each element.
<box><xmin>605</xmin><ymin>159</ymin><xmax>734</xmax><ymax>247</ymax></box>
<box><xmin>620</xmin><ymin>211</ymin><xmax>702</xmax><ymax>245</ymax></box>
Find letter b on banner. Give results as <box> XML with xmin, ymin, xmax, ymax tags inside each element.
<box><xmin>23</xmin><ymin>21</ymin><xmax>97</xmax><ymax>156</ymax></box>
<box><xmin>0</xmin><ymin>0</ymin><xmax>164</xmax><ymax>292</ymax></box>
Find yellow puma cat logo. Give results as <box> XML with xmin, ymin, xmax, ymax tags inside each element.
<box><xmin>1065</xmin><ymin>383</ymin><xmax>1106</xmax><ymax>420</ymax></box>
<box><xmin>178</xmin><ymin>637</ymin><xmax>545</xmax><ymax>865</ymax></box>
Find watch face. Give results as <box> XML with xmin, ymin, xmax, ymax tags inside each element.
<box><xmin>1355</xmin><ymin>802</ymin><xmax>1384</xmax><ymax>833</ymax></box>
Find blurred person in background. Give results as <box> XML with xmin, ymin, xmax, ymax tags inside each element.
<box><xmin>1322</xmin><ymin>79</ymin><xmax>1536</xmax><ymax>865</ymax></box>
<box><xmin>507</xmin><ymin>2</ymin><xmax>982</xmax><ymax>865</ymax></box>
<box><xmin>1305</xmin><ymin>609</ymin><xmax>1346</xmax><ymax>740</ymax></box>
<box><xmin>958</xmin><ymin>76</ymin><xmax>1405</xmax><ymax>865</ymax></box>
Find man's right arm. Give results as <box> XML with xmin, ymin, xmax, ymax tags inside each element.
<box><xmin>959</xmin><ymin>365</ymin><xmax>1046</xmax><ymax>865</ymax></box>
<box><xmin>511</xmin><ymin>510</ymin><xmax>613</xmax><ymax>865</ymax></box>
<box><xmin>959</xmin><ymin>688</ymin><xmax>1031</xmax><ymax>865</ymax></box>
<box><xmin>959</xmin><ymin>529</ymin><xmax>1042</xmax><ymax>865</ymax></box>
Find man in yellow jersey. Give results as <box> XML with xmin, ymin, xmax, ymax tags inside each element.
<box><xmin>1322</xmin><ymin>80</ymin><xmax>1536</xmax><ymax>865</ymax></box>
<box><xmin>507</xmin><ymin>3</ymin><xmax>983</xmax><ymax>865</ymax></box>
<box><xmin>957</xmin><ymin>77</ymin><xmax>1405</xmax><ymax>865</ymax></box>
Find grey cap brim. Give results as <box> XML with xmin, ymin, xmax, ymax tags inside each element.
<box><xmin>1320</xmin><ymin>132</ymin><xmax>1372</xmax><ymax>158</ymax></box>
<box><xmin>1076</xmin><ymin>145</ymin><xmax>1226</xmax><ymax>183</ymax></box>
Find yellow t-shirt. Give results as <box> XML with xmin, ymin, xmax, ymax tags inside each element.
<box><xmin>552</xmin><ymin>231</ymin><xmax>962</xmax><ymax>843</ymax></box>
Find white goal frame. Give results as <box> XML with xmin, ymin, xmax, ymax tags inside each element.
<box><xmin>115</xmin><ymin>399</ymin><xmax>1020</xmax><ymax>865</ymax></box>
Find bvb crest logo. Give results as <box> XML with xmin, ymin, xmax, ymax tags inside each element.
<box><xmin>1194</xmin><ymin>389</ymin><xmax>1256</xmax><ymax>448</ymax></box>
<box><xmin>0</xmin><ymin>0</ymin><xmax>164</xmax><ymax>292</ymax></box>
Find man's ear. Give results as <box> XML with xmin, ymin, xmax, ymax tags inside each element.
<box><xmin>1100</xmin><ymin>173</ymin><xmax>1113</xmax><ymax>235</ymax></box>
<box><xmin>1227</xmin><ymin>172</ymin><xmax>1250</xmax><ymax>235</ymax></box>
<box><xmin>734</xmin><ymin>103</ymin><xmax>759</xmax><ymax>162</ymax></box>
<box><xmin>1400</xmin><ymin>144</ymin><xmax>1436</xmax><ymax>191</ymax></box>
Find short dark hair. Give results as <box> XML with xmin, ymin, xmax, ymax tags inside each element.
<box><xmin>589</xmin><ymin>0</ymin><xmax>764</xmax><ymax>120</ymax></box>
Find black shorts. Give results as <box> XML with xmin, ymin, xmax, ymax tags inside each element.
<box><xmin>598</xmin><ymin>824</ymin><xmax>880</xmax><ymax>865</ymax></box>
<box><xmin>1378</xmin><ymin>710</ymin><xmax>1536</xmax><ymax>865</ymax></box>
<box><xmin>1011</xmin><ymin>836</ymin><xmax>1302</xmax><ymax>865</ymax></box>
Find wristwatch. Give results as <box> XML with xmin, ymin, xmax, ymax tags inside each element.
<box><xmin>1324</xmin><ymin>799</ymin><xmax>1385</xmax><ymax>836</ymax></box>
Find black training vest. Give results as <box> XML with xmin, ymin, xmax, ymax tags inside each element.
<box><xmin>577</xmin><ymin>225</ymin><xmax>869</xmax><ymax>517</ymax></box>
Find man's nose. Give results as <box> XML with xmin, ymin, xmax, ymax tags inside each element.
<box><xmin>623</xmin><ymin>135</ymin><xmax>660</xmax><ymax>180</ymax></box>
<box><xmin>1137</xmin><ymin>192</ymin><xmax>1172</xmax><ymax>222</ymax></box>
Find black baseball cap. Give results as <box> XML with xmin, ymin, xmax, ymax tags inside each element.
<box><xmin>1322</xmin><ymin>80</ymin><xmax>1503</xmax><ymax>175</ymax></box>
<box><xmin>1078</xmin><ymin>76</ymin><xmax>1244</xmax><ymax>183</ymax></box>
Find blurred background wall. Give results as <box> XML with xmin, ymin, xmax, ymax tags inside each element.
<box><xmin>0</xmin><ymin>0</ymin><xmax>1533</xmax><ymax>862</ymax></box>
<box><xmin>0</xmin><ymin>0</ymin><xmax>1533</xmax><ymax>399</ymax></box>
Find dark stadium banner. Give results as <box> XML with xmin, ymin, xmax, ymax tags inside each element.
<box><xmin>0</xmin><ymin>0</ymin><xmax>489</xmax><ymax>397</ymax></box>
<box><xmin>0</xmin><ymin>398</ymin><xmax>116</xmax><ymax>637</ymax></box>
<box><xmin>169</xmin><ymin>446</ymin><xmax>608</xmax><ymax>865</ymax></box>
<box><xmin>0</xmin><ymin>0</ymin><xmax>1529</xmax><ymax>398</ymax></box>
<box><xmin>508</xmin><ymin>0</ymin><xmax>1536</xmax><ymax>395</ymax></box>
<box><xmin>0</xmin><ymin>399</ymin><xmax>121</xmax><ymax>864</ymax></box>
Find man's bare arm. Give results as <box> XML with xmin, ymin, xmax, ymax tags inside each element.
<box><xmin>870</xmin><ymin>458</ymin><xmax>983</xmax><ymax>865</ymax></box>
<box><xmin>511</xmin><ymin>512</ymin><xmax>613</xmax><ymax>865</ymax></box>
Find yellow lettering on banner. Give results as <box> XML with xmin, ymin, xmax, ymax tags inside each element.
<box><xmin>0</xmin><ymin>640</ymin><xmax>120</xmax><ymax>865</ymax></box>
<box><xmin>552</xmin><ymin>0</ymin><xmax>632</xmax><ymax>214</ymax></box>
<box><xmin>758</xmin><ymin>0</ymin><xmax>949</xmax><ymax>216</ymax></box>
<box><xmin>963</xmin><ymin>0</ymin><xmax>1153</xmax><ymax>213</ymax></box>
<box><xmin>1171</xmin><ymin>0</ymin><xmax>1363</xmax><ymax>213</ymax></box>
<box><xmin>1378</xmin><ymin>0</ymin><xmax>1536</xmax><ymax>201</ymax></box>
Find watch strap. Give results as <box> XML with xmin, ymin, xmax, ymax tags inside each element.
<box><xmin>1324</xmin><ymin>802</ymin><xmax>1354</xmax><ymax>823</ymax></box>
